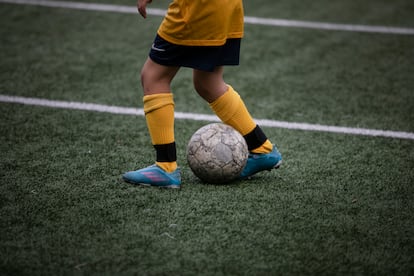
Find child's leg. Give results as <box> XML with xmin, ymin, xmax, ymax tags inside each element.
<box><xmin>193</xmin><ymin>66</ymin><xmax>282</xmax><ymax>179</ymax></box>
<box><xmin>122</xmin><ymin>58</ymin><xmax>181</xmax><ymax>188</ymax></box>
<box><xmin>141</xmin><ymin>57</ymin><xmax>180</xmax><ymax>95</ymax></box>
<box><xmin>193</xmin><ymin>67</ymin><xmax>272</xmax><ymax>153</ymax></box>
<box><xmin>141</xmin><ymin>58</ymin><xmax>180</xmax><ymax>172</ymax></box>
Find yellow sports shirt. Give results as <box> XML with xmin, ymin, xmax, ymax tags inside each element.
<box><xmin>157</xmin><ymin>0</ymin><xmax>244</xmax><ymax>46</ymax></box>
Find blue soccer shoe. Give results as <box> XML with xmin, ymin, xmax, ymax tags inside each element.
<box><xmin>240</xmin><ymin>145</ymin><xmax>282</xmax><ymax>179</ymax></box>
<box><xmin>122</xmin><ymin>164</ymin><xmax>181</xmax><ymax>188</ymax></box>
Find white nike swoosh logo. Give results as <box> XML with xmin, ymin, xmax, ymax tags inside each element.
<box><xmin>151</xmin><ymin>43</ymin><xmax>166</xmax><ymax>52</ymax></box>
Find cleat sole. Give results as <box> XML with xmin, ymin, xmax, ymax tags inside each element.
<box><xmin>124</xmin><ymin>179</ymin><xmax>180</xmax><ymax>189</ymax></box>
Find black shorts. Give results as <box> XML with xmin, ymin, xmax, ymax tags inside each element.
<box><xmin>149</xmin><ymin>34</ymin><xmax>241</xmax><ymax>72</ymax></box>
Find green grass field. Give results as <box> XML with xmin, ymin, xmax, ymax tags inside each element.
<box><xmin>1</xmin><ymin>0</ymin><xmax>413</xmax><ymax>275</ymax></box>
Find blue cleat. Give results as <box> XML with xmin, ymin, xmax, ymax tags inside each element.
<box><xmin>240</xmin><ymin>145</ymin><xmax>282</xmax><ymax>179</ymax></box>
<box><xmin>122</xmin><ymin>164</ymin><xmax>181</xmax><ymax>188</ymax></box>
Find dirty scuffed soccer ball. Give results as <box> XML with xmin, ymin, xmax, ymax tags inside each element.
<box><xmin>186</xmin><ymin>123</ymin><xmax>249</xmax><ymax>184</ymax></box>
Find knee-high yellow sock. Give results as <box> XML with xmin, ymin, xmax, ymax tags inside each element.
<box><xmin>209</xmin><ymin>85</ymin><xmax>255</xmax><ymax>135</ymax></box>
<box><xmin>209</xmin><ymin>85</ymin><xmax>272</xmax><ymax>153</ymax></box>
<box><xmin>143</xmin><ymin>93</ymin><xmax>177</xmax><ymax>172</ymax></box>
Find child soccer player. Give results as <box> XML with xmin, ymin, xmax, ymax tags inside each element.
<box><xmin>123</xmin><ymin>0</ymin><xmax>282</xmax><ymax>188</ymax></box>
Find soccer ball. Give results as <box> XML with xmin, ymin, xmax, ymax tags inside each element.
<box><xmin>186</xmin><ymin>123</ymin><xmax>248</xmax><ymax>184</ymax></box>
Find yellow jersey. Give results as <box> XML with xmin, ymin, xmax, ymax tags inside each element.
<box><xmin>157</xmin><ymin>0</ymin><xmax>244</xmax><ymax>46</ymax></box>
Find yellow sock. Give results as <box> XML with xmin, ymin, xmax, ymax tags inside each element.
<box><xmin>209</xmin><ymin>85</ymin><xmax>256</xmax><ymax>136</ymax></box>
<box><xmin>144</xmin><ymin>93</ymin><xmax>175</xmax><ymax>144</ymax></box>
<box><xmin>143</xmin><ymin>93</ymin><xmax>177</xmax><ymax>172</ymax></box>
<box><xmin>251</xmin><ymin>139</ymin><xmax>273</xmax><ymax>154</ymax></box>
<box><xmin>155</xmin><ymin>161</ymin><xmax>177</xmax><ymax>172</ymax></box>
<box><xmin>209</xmin><ymin>85</ymin><xmax>272</xmax><ymax>154</ymax></box>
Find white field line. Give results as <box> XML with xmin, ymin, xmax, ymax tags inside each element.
<box><xmin>1</xmin><ymin>94</ymin><xmax>414</xmax><ymax>140</ymax></box>
<box><xmin>1</xmin><ymin>0</ymin><xmax>414</xmax><ymax>35</ymax></box>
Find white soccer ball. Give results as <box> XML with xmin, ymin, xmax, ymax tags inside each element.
<box><xmin>186</xmin><ymin>123</ymin><xmax>248</xmax><ymax>184</ymax></box>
